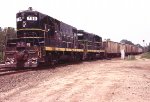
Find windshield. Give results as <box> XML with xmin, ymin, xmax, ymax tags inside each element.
<box><xmin>17</xmin><ymin>17</ymin><xmax>22</xmax><ymax>22</ymax></box>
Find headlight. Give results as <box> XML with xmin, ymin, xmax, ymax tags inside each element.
<box><xmin>28</xmin><ymin>58</ymin><xmax>38</xmax><ymax>63</ymax></box>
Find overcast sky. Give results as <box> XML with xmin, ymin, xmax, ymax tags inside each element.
<box><xmin>0</xmin><ymin>0</ymin><xmax>150</xmax><ymax>45</ymax></box>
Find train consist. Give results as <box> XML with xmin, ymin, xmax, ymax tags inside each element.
<box><xmin>4</xmin><ymin>8</ymin><xmax>143</xmax><ymax>67</ymax></box>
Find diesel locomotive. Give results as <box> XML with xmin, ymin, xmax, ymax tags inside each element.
<box><xmin>4</xmin><ymin>7</ymin><xmax>105</xmax><ymax>67</ymax></box>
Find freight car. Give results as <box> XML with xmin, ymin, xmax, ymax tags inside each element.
<box><xmin>103</xmin><ymin>40</ymin><xmax>120</xmax><ymax>58</ymax></box>
<box><xmin>103</xmin><ymin>40</ymin><xmax>143</xmax><ymax>58</ymax></box>
<box><xmin>4</xmin><ymin>7</ymin><xmax>105</xmax><ymax>67</ymax></box>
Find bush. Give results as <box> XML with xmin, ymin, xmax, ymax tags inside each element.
<box><xmin>141</xmin><ymin>52</ymin><xmax>150</xmax><ymax>59</ymax></box>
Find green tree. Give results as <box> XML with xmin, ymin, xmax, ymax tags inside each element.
<box><xmin>148</xmin><ymin>43</ymin><xmax>150</xmax><ymax>52</ymax></box>
<box><xmin>120</xmin><ymin>39</ymin><xmax>134</xmax><ymax>45</ymax></box>
<box><xmin>0</xmin><ymin>27</ymin><xmax>16</xmax><ymax>60</ymax></box>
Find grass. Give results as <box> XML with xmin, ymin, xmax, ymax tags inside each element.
<box><xmin>126</xmin><ymin>55</ymin><xmax>136</xmax><ymax>60</ymax></box>
<box><xmin>141</xmin><ymin>52</ymin><xmax>150</xmax><ymax>59</ymax></box>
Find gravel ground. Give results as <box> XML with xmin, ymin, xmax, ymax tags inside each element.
<box><xmin>0</xmin><ymin>56</ymin><xmax>150</xmax><ymax>102</ymax></box>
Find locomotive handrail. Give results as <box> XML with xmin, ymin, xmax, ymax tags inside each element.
<box><xmin>19</xmin><ymin>37</ymin><xmax>44</xmax><ymax>39</ymax></box>
<box><xmin>17</xmin><ymin>28</ymin><xmax>47</xmax><ymax>32</ymax></box>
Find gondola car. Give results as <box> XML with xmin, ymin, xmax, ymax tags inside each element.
<box><xmin>103</xmin><ymin>40</ymin><xmax>143</xmax><ymax>58</ymax></box>
<box><xmin>103</xmin><ymin>40</ymin><xmax>120</xmax><ymax>58</ymax></box>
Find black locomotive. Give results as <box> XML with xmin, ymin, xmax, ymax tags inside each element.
<box><xmin>5</xmin><ymin>7</ymin><xmax>104</xmax><ymax>67</ymax></box>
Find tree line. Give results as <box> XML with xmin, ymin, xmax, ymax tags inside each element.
<box><xmin>120</xmin><ymin>39</ymin><xmax>150</xmax><ymax>52</ymax></box>
<box><xmin>0</xmin><ymin>27</ymin><xmax>16</xmax><ymax>52</ymax></box>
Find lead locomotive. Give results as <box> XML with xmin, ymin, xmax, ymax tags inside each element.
<box><xmin>4</xmin><ymin>7</ymin><xmax>104</xmax><ymax>67</ymax></box>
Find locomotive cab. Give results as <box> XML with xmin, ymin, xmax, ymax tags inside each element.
<box><xmin>17</xmin><ymin>7</ymin><xmax>39</xmax><ymax>29</ymax></box>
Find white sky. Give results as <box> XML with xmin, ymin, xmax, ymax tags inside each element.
<box><xmin>0</xmin><ymin>0</ymin><xmax>150</xmax><ymax>45</ymax></box>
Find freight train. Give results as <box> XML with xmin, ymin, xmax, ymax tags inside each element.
<box><xmin>4</xmin><ymin>7</ymin><xmax>143</xmax><ymax>68</ymax></box>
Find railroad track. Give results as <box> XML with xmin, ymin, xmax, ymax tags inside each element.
<box><xmin>0</xmin><ymin>61</ymin><xmax>83</xmax><ymax>76</ymax></box>
<box><xmin>0</xmin><ymin>66</ymin><xmax>33</xmax><ymax>76</ymax></box>
<box><xmin>0</xmin><ymin>58</ymin><xmax>114</xmax><ymax>77</ymax></box>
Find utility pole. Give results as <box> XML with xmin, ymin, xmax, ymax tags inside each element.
<box><xmin>143</xmin><ymin>40</ymin><xmax>145</xmax><ymax>52</ymax></box>
<box><xmin>148</xmin><ymin>43</ymin><xmax>150</xmax><ymax>52</ymax></box>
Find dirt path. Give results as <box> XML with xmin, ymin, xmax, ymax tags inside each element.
<box><xmin>0</xmin><ymin>57</ymin><xmax>150</xmax><ymax>102</ymax></box>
